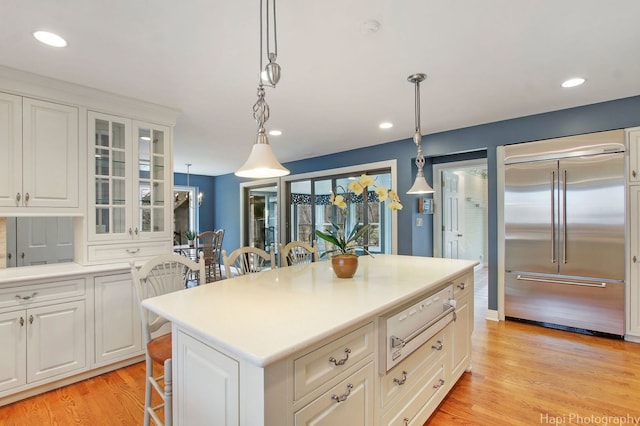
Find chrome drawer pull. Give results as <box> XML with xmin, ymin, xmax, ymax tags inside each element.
<box><xmin>433</xmin><ymin>378</ymin><xmax>445</xmax><ymax>389</ymax></box>
<box><xmin>457</xmin><ymin>283</ymin><xmax>465</xmax><ymax>290</ymax></box>
<box><xmin>431</xmin><ymin>340</ymin><xmax>443</xmax><ymax>351</ymax></box>
<box><xmin>393</xmin><ymin>370</ymin><xmax>408</xmax><ymax>386</ymax></box>
<box><xmin>15</xmin><ymin>292</ymin><xmax>38</xmax><ymax>301</ymax></box>
<box><xmin>390</xmin><ymin>305</ymin><xmax>456</xmax><ymax>349</ymax></box>
<box><xmin>403</xmin><ymin>418</ymin><xmax>410</xmax><ymax>426</ymax></box>
<box><xmin>328</xmin><ymin>348</ymin><xmax>351</xmax><ymax>366</ymax></box>
<box><xmin>330</xmin><ymin>383</ymin><xmax>353</xmax><ymax>403</ymax></box>
<box><xmin>126</xmin><ymin>248</ymin><xmax>141</xmax><ymax>255</ymax></box>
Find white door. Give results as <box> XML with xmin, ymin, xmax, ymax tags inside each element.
<box><xmin>15</xmin><ymin>217</ymin><xmax>74</xmax><ymax>266</ymax></box>
<box><xmin>0</xmin><ymin>92</ymin><xmax>22</xmax><ymax>208</ymax></box>
<box><xmin>442</xmin><ymin>171</ymin><xmax>463</xmax><ymax>259</ymax></box>
<box><xmin>94</xmin><ymin>273</ymin><xmax>142</xmax><ymax>365</ymax></box>
<box><xmin>0</xmin><ymin>310</ymin><xmax>26</xmax><ymax>392</ymax></box>
<box><xmin>26</xmin><ymin>300</ymin><xmax>86</xmax><ymax>383</ymax></box>
<box><xmin>22</xmin><ymin>98</ymin><xmax>79</xmax><ymax>208</ymax></box>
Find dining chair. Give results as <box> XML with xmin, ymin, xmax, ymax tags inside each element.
<box><xmin>197</xmin><ymin>229</ymin><xmax>225</xmax><ymax>282</ymax></box>
<box><xmin>131</xmin><ymin>253</ymin><xmax>205</xmax><ymax>426</ymax></box>
<box><xmin>279</xmin><ymin>240</ymin><xmax>319</xmax><ymax>267</ymax></box>
<box><xmin>222</xmin><ymin>245</ymin><xmax>275</xmax><ymax>278</ymax></box>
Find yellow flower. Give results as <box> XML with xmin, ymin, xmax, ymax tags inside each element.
<box><xmin>332</xmin><ymin>194</ymin><xmax>347</xmax><ymax>209</ymax></box>
<box><xmin>375</xmin><ymin>185</ymin><xmax>388</xmax><ymax>201</ymax></box>
<box><xmin>358</xmin><ymin>174</ymin><xmax>375</xmax><ymax>188</ymax></box>
<box><xmin>388</xmin><ymin>199</ymin><xmax>403</xmax><ymax>211</ymax></box>
<box><xmin>347</xmin><ymin>180</ymin><xmax>364</xmax><ymax>195</ymax></box>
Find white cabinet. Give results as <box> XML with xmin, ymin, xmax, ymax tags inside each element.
<box><xmin>0</xmin><ymin>279</ymin><xmax>87</xmax><ymax>395</ymax></box>
<box><xmin>0</xmin><ymin>93</ymin><xmax>79</xmax><ymax>211</ymax></box>
<box><xmin>294</xmin><ymin>363</ymin><xmax>375</xmax><ymax>426</ymax></box>
<box><xmin>93</xmin><ymin>273</ymin><xmax>142</xmax><ymax>366</ymax></box>
<box><xmin>628</xmin><ymin>186</ymin><xmax>640</xmax><ymax>339</ymax></box>
<box><xmin>87</xmin><ymin>112</ymin><xmax>172</xmax><ymax>263</ymax></box>
<box><xmin>450</xmin><ymin>272</ymin><xmax>474</xmax><ymax>380</ymax></box>
<box><xmin>175</xmin><ymin>329</ymin><xmax>239</xmax><ymax>426</ymax></box>
<box><xmin>629</xmin><ymin>129</ymin><xmax>640</xmax><ymax>183</ymax></box>
<box><xmin>627</xmin><ymin>128</ymin><xmax>640</xmax><ymax>341</ymax></box>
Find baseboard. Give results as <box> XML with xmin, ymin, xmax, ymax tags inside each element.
<box><xmin>625</xmin><ymin>333</ymin><xmax>640</xmax><ymax>343</ymax></box>
<box><xmin>485</xmin><ymin>309</ymin><xmax>500</xmax><ymax>322</ymax></box>
<box><xmin>0</xmin><ymin>354</ymin><xmax>144</xmax><ymax>407</ymax></box>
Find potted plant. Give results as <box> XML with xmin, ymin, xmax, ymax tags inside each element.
<box><xmin>315</xmin><ymin>174</ymin><xmax>402</xmax><ymax>278</ymax></box>
<box><xmin>184</xmin><ymin>230</ymin><xmax>197</xmax><ymax>247</ymax></box>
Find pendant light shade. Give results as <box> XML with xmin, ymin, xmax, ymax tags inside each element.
<box><xmin>235</xmin><ymin>130</ymin><xmax>290</xmax><ymax>178</ymax></box>
<box><xmin>406</xmin><ymin>73</ymin><xmax>434</xmax><ymax>194</ymax></box>
<box><xmin>235</xmin><ymin>0</ymin><xmax>289</xmax><ymax>179</ymax></box>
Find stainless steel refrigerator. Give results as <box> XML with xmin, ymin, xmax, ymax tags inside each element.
<box><xmin>504</xmin><ymin>130</ymin><xmax>626</xmax><ymax>336</ymax></box>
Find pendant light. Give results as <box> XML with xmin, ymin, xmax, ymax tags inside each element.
<box><xmin>406</xmin><ymin>73</ymin><xmax>434</xmax><ymax>194</ymax></box>
<box><xmin>235</xmin><ymin>0</ymin><xmax>290</xmax><ymax>179</ymax></box>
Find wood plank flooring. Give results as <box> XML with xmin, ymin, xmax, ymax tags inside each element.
<box><xmin>1</xmin><ymin>267</ymin><xmax>639</xmax><ymax>425</ymax></box>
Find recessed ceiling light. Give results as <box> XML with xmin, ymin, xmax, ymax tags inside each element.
<box><xmin>379</xmin><ymin>122</ymin><xmax>393</xmax><ymax>129</ymax></box>
<box><xmin>269</xmin><ymin>130</ymin><xmax>282</xmax><ymax>136</ymax></box>
<box><xmin>33</xmin><ymin>30</ymin><xmax>67</xmax><ymax>47</ymax></box>
<box><xmin>561</xmin><ymin>77</ymin><xmax>585</xmax><ymax>88</ymax></box>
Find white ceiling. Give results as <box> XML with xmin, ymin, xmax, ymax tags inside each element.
<box><xmin>3</xmin><ymin>0</ymin><xmax>640</xmax><ymax>176</ymax></box>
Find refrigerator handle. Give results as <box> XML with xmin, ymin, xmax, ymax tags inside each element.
<box><xmin>562</xmin><ymin>169</ymin><xmax>568</xmax><ymax>264</ymax></box>
<box><xmin>550</xmin><ymin>170</ymin><xmax>556</xmax><ymax>264</ymax></box>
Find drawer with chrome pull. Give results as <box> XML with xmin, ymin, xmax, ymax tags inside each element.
<box><xmin>453</xmin><ymin>271</ymin><xmax>473</xmax><ymax>299</ymax></box>
<box><xmin>0</xmin><ymin>278</ymin><xmax>86</xmax><ymax>310</ymax></box>
<box><xmin>293</xmin><ymin>322</ymin><xmax>374</xmax><ymax>401</ymax></box>
<box><xmin>380</xmin><ymin>327</ymin><xmax>450</xmax><ymax>409</ymax></box>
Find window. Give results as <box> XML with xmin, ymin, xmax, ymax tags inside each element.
<box><xmin>285</xmin><ymin>166</ymin><xmax>396</xmax><ymax>256</ymax></box>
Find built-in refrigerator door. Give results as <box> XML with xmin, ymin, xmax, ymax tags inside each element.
<box><xmin>558</xmin><ymin>153</ymin><xmax>625</xmax><ymax>280</ymax></box>
<box><xmin>504</xmin><ymin>159</ymin><xmax>559</xmax><ymax>274</ymax></box>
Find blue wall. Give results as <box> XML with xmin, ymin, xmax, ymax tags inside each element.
<box><xmin>206</xmin><ymin>95</ymin><xmax>640</xmax><ymax>312</ymax></box>
<box><xmin>173</xmin><ymin>172</ymin><xmax>216</xmax><ymax>233</ymax></box>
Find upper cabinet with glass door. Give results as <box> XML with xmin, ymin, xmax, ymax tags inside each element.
<box><xmin>88</xmin><ymin>112</ymin><xmax>132</xmax><ymax>241</ymax></box>
<box><xmin>88</xmin><ymin>112</ymin><xmax>171</xmax><ymax>244</ymax></box>
<box><xmin>134</xmin><ymin>121</ymin><xmax>170</xmax><ymax>240</ymax></box>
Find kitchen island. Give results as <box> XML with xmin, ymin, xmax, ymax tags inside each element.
<box><xmin>142</xmin><ymin>254</ymin><xmax>477</xmax><ymax>425</ymax></box>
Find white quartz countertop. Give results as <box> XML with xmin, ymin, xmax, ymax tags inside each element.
<box><xmin>0</xmin><ymin>261</ymin><xmax>134</xmax><ymax>285</ymax></box>
<box><xmin>142</xmin><ymin>255</ymin><xmax>477</xmax><ymax>367</ymax></box>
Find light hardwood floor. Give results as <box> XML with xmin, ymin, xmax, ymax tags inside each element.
<box><xmin>1</xmin><ymin>267</ymin><xmax>639</xmax><ymax>426</ymax></box>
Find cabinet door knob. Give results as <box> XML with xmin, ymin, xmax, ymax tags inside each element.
<box><xmin>634</xmin><ymin>256</ymin><xmax>638</xmax><ymax>263</ymax></box>
<box><xmin>432</xmin><ymin>340</ymin><xmax>444</xmax><ymax>351</ymax></box>
<box><xmin>24</xmin><ymin>192</ymin><xmax>30</xmax><ymax>205</ymax></box>
<box><xmin>16</xmin><ymin>192</ymin><xmax>21</xmax><ymax>205</ymax></box>
<box><xmin>457</xmin><ymin>283</ymin><xmax>466</xmax><ymax>290</ymax></box>
<box><xmin>633</xmin><ymin>170</ymin><xmax>637</xmax><ymax>178</ymax></box>
<box><xmin>29</xmin><ymin>315</ymin><xmax>34</xmax><ymax>324</ymax></box>
<box><xmin>433</xmin><ymin>378</ymin><xmax>445</xmax><ymax>389</ymax></box>
<box><xmin>19</xmin><ymin>317</ymin><xmax>24</xmax><ymax>327</ymax></box>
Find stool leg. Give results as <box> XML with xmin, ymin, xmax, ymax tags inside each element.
<box><xmin>164</xmin><ymin>358</ymin><xmax>172</xmax><ymax>426</ymax></box>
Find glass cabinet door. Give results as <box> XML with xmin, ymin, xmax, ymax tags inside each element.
<box><xmin>135</xmin><ymin>122</ymin><xmax>169</xmax><ymax>238</ymax></box>
<box><xmin>90</xmin><ymin>112</ymin><xmax>132</xmax><ymax>240</ymax></box>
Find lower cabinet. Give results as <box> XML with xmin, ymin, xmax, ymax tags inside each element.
<box><xmin>294</xmin><ymin>362</ymin><xmax>375</xmax><ymax>426</ymax></box>
<box><xmin>175</xmin><ymin>329</ymin><xmax>239</xmax><ymax>426</ymax></box>
<box><xmin>0</xmin><ymin>300</ymin><xmax>86</xmax><ymax>394</ymax></box>
<box><xmin>93</xmin><ymin>273</ymin><xmax>142</xmax><ymax>365</ymax></box>
<box><xmin>451</xmin><ymin>272</ymin><xmax>474</xmax><ymax>380</ymax></box>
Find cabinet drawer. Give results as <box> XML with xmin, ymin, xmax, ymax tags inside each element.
<box><xmin>381</xmin><ymin>360</ymin><xmax>448</xmax><ymax>426</ymax></box>
<box><xmin>294</xmin><ymin>362</ymin><xmax>374</xmax><ymax>426</ymax></box>
<box><xmin>453</xmin><ymin>271</ymin><xmax>473</xmax><ymax>299</ymax></box>
<box><xmin>380</xmin><ymin>327</ymin><xmax>449</xmax><ymax>409</ymax></box>
<box><xmin>87</xmin><ymin>240</ymin><xmax>171</xmax><ymax>263</ymax></box>
<box><xmin>0</xmin><ymin>278</ymin><xmax>85</xmax><ymax>310</ymax></box>
<box><xmin>294</xmin><ymin>322</ymin><xmax>374</xmax><ymax>401</ymax></box>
